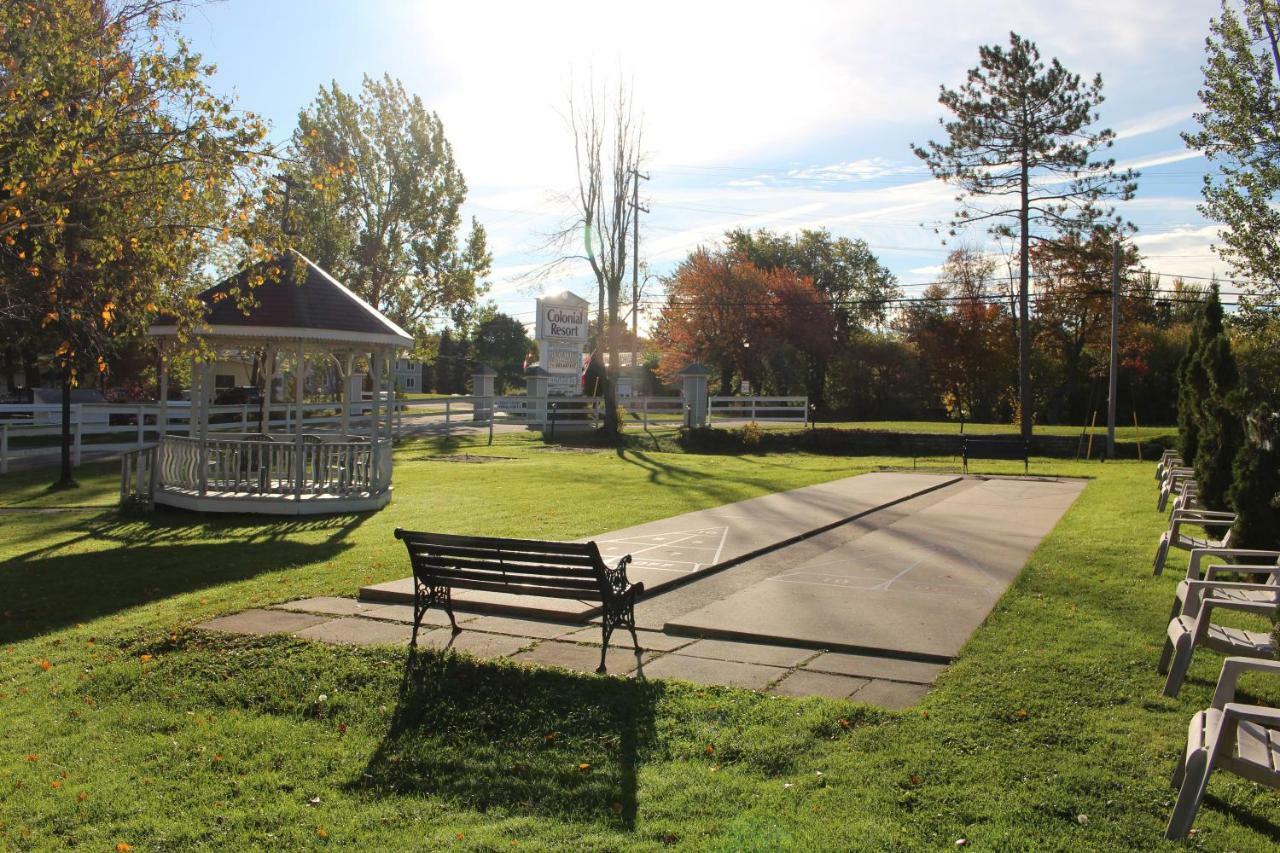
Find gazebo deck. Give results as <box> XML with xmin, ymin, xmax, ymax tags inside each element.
<box><xmin>154</xmin><ymin>485</ymin><xmax>391</xmax><ymax>516</ymax></box>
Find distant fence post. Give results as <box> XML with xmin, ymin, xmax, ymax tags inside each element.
<box><xmin>137</xmin><ymin>404</ymin><xmax>146</xmax><ymax>447</ymax></box>
<box><xmin>1</xmin><ymin>422</ymin><xmax>7</xmax><ymax>474</ymax></box>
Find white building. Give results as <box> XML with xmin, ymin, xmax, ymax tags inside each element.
<box><xmin>392</xmin><ymin>358</ymin><xmax>424</xmax><ymax>393</ymax></box>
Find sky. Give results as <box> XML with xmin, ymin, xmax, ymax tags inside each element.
<box><xmin>178</xmin><ymin>0</ymin><xmax>1230</xmax><ymax>333</ymax></box>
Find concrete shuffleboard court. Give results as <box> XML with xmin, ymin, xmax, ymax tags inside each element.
<box><xmin>665</xmin><ymin>477</ymin><xmax>1086</xmax><ymax>660</ymax></box>
<box><xmin>359</xmin><ymin>471</ymin><xmax>959</xmax><ymax>618</ymax></box>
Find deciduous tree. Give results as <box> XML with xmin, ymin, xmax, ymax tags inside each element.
<box><xmin>1184</xmin><ymin>1</ymin><xmax>1280</xmax><ymax>297</ymax></box>
<box><xmin>0</xmin><ymin>0</ymin><xmax>276</xmax><ymax>487</ymax></box>
<box><xmin>286</xmin><ymin>75</ymin><xmax>491</xmax><ymax>339</ymax></box>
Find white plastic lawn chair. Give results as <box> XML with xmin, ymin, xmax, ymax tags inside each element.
<box><xmin>1158</xmin><ymin>467</ymin><xmax>1197</xmax><ymax>512</ymax></box>
<box><xmin>1168</xmin><ymin>481</ymin><xmax>1203</xmax><ymax>515</ymax></box>
<box><xmin>1153</xmin><ymin>509</ymin><xmax>1237</xmax><ymax>576</ymax></box>
<box><xmin>1158</xmin><ymin>578</ymin><xmax>1278</xmax><ymax>697</ymax></box>
<box><xmin>1166</xmin><ymin>548</ymin><xmax>1280</xmax><ymax>623</ymax></box>
<box><xmin>1166</xmin><ymin>657</ymin><xmax>1280</xmax><ymax>840</ymax></box>
<box><xmin>1156</xmin><ymin>450</ymin><xmax>1183</xmax><ymax>481</ymax></box>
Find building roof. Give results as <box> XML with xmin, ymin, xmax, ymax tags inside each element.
<box><xmin>148</xmin><ymin>249</ymin><xmax>413</xmax><ymax>349</ymax></box>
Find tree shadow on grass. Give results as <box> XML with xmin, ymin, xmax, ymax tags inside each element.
<box><xmin>0</xmin><ymin>510</ymin><xmax>365</xmax><ymax>644</ymax></box>
<box><xmin>353</xmin><ymin>649</ymin><xmax>662</xmax><ymax>829</ymax></box>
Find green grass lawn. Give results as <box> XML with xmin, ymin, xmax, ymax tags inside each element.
<box><xmin>1</xmin><ymin>434</ymin><xmax>1276</xmax><ymax>850</ymax></box>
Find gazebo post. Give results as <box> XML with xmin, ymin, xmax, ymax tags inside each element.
<box><xmin>195</xmin><ymin>355</ymin><xmax>209</xmax><ymax>496</ymax></box>
<box><xmin>340</xmin><ymin>352</ymin><xmax>353</xmax><ymax>439</ymax></box>
<box><xmin>293</xmin><ymin>341</ymin><xmax>306</xmax><ymax>501</ymax></box>
<box><xmin>156</xmin><ymin>347</ymin><xmax>169</xmax><ymax>439</ymax></box>
<box><xmin>370</xmin><ymin>350</ymin><xmax>383</xmax><ymax>489</ymax></box>
<box><xmin>261</xmin><ymin>346</ymin><xmax>275</xmax><ymax>435</ymax></box>
<box><xmin>384</xmin><ymin>348</ymin><xmax>395</xmax><ymax>440</ymax></box>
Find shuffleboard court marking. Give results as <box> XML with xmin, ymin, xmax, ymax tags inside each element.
<box><xmin>595</xmin><ymin>525</ymin><xmax>731</xmax><ymax>575</ymax></box>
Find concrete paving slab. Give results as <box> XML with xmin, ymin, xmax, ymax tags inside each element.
<box><xmin>360</xmin><ymin>471</ymin><xmax>958</xmax><ymax>619</ymax></box>
<box><xmin>666</xmin><ymin>477</ymin><xmax>1085</xmax><ymax>660</ymax></box>
<box><xmin>769</xmin><ymin>670</ymin><xmax>870</xmax><ymax>700</ymax></box>
<box><xmin>559</xmin><ymin>626</ymin><xmax>696</xmax><ymax>652</ymax></box>
<box><xmin>197</xmin><ymin>609</ymin><xmax>329</xmax><ymax>636</ymax></box>
<box><xmin>415</xmin><ymin>630</ymin><xmax>531</xmax><ymax>660</ymax></box>
<box><xmin>641</xmin><ymin>654</ymin><xmax>786</xmax><ymax>690</ymax></box>
<box><xmin>677</xmin><ymin>639</ymin><xmax>817</xmax><ymax>668</ymax></box>
<box><xmin>511</xmin><ymin>640</ymin><xmax>651</xmax><ymax>675</ymax></box>
<box><xmin>803</xmin><ymin>652</ymin><xmax>946</xmax><ymax>685</ymax></box>
<box><xmin>463</xmin><ymin>615</ymin><xmax>582</xmax><ymax>639</ymax></box>
<box><xmin>850</xmin><ymin>679</ymin><xmax>931</xmax><ymax>709</ymax></box>
<box><xmin>274</xmin><ymin>596</ymin><xmax>471</xmax><ymax>627</ymax></box>
<box><xmin>294</xmin><ymin>617</ymin><xmax>414</xmax><ymax>646</ymax></box>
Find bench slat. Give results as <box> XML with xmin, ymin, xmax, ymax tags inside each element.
<box><xmin>430</xmin><ymin>574</ymin><xmax>604</xmax><ymax>601</ymax></box>
<box><xmin>410</xmin><ymin>552</ymin><xmax>600</xmax><ymax>579</ymax></box>
<box><xmin>408</xmin><ymin>543</ymin><xmax>599</xmax><ymax>569</ymax></box>
<box><xmin>398</xmin><ymin>529</ymin><xmax>597</xmax><ymax>557</ymax></box>
<box><xmin>416</xmin><ymin>561</ymin><xmax>602</xmax><ymax>591</ymax></box>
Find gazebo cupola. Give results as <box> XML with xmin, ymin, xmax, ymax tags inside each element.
<box><xmin>143</xmin><ymin>249</ymin><xmax>412</xmax><ymax>515</ymax></box>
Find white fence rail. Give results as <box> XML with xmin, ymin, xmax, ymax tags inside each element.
<box><xmin>709</xmin><ymin>396</ymin><xmax>809</xmax><ymax>424</ymax></box>
<box><xmin>3</xmin><ymin>392</ymin><xmax>807</xmax><ymax>473</ymax></box>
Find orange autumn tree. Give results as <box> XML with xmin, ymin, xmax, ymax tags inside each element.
<box><xmin>653</xmin><ymin>247</ymin><xmax>834</xmax><ymax>396</ymax></box>
<box><xmin>0</xmin><ymin>0</ymin><xmax>278</xmax><ymax>487</ymax></box>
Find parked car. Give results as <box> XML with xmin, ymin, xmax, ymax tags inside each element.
<box><xmin>214</xmin><ymin>386</ymin><xmax>263</xmax><ymax>407</ymax></box>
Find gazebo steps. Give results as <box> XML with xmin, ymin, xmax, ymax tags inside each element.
<box><xmin>154</xmin><ymin>486</ymin><xmax>391</xmax><ymax>516</ymax></box>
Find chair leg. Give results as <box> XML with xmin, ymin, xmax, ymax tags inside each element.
<box><xmin>1162</xmin><ymin>631</ymin><xmax>1194</xmax><ymax>697</ymax></box>
<box><xmin>1153</xmin><ymin>533</ymin><xmax>1170</xmax><ymax>576</ymax></box>
<box><xmin>1165</xmin><ymin>749</ymin><xmax>1212</xmax><ymax>840</ymax></box>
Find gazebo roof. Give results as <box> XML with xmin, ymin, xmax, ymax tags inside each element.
<box><xmin>148</xmin><ymin>249</ymin><xmax>413</xmax><ymax>348</ymax></box>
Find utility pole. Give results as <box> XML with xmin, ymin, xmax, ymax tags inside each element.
<box><xmin>1106</xmin><ymin>240</ymin><xmax>1121</xmax><ymax>460</ymax></box>
<box><xmin>629</xmin><ymin>167</ymin><xmax>649</xmax><ymax>393</ymax></box>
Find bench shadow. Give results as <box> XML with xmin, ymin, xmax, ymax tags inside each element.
<box><xmin>353</xmin><ymin>649</ymin><xmax>662</xmax><ymax>829</ymax></box>
<box><xmin>0</xmin><ymin>510</ymin><xmax>364</xmax><ymax>644</ymax></box>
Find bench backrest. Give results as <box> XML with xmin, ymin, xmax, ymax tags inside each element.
<box><xmin>962</xmin><ymin>437</ymin><xmax>1029</xmax><ymax>461</ymax></box>
<box><xmin>394</xmin><ymin>529</ymin><xmax>609</xmax><ymax>601</ymax></box>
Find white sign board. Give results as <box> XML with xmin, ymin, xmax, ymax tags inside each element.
<box><xmin>536</xmin><ymin>300</ymin><xmax>589</xmax><ymax>344</ymax></box>
<box><xmin>545</xmin><ymin>346</ymin><xmax>583</xmax><ymax>375</ymax></box>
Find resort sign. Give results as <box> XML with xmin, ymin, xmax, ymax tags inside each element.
<box><xmin>536</xmin><ymin>294</ymin><xmax>590</xmax><ymax>344</ymax></box>
<box><xmin>535</xmin><ymin>292</ymin><xmax>591</xmax><ymax>396</ymax></box>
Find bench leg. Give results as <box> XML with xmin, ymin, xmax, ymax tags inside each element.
<box><xmin>598</xmin><ymin>622</ymin><xmax>613</xmax><ymax>674</ymax></box>
<box><xmin>410</xmin><ymin>578</ymin><xmax>462</xmax><ymax>648</ymax></box>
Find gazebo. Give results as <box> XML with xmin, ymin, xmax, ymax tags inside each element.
<box><xmin>141</xmin><ymin>249</ymin><xmax>412</xmax><ymax>515</ymax></box>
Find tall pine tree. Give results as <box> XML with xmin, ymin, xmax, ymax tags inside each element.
<box><xmin>1176</xmin><ymin>301</ymin><xmax>1207</xmax><ymax>462</ymax></box>
<box><xmin>1193</xmin><ymin>286</ymin><xmax>1243</xmax><ymax>510</ymax></box>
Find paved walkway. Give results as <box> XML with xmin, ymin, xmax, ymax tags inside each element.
<box><xmin>359</xmin><ymin>470</ymin><xmax>959</xmax><ymax>618</ymax></box>
<box><xmin>197</xmin><ymin>596</ymin><xmax>940</xmax><ymax>708</ymax></box>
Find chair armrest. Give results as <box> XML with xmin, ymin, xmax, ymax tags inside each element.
<box><xmin>1211</xmin><ymin>658</ymin><xmax>1280</xmax><ymax>708</ymax></box>
<box><xmin>1203</xmin><ymin>564</ymin><xmax>1280</xmax><ymax>581</ymax></box>
<box><xmin>1195</xmin><ymin>591</ymin><xmax>1280</xmax><ymax>617</ymax></box>
<box><xmin>1221</xmin><ymin>702</ymin><xmax>1280</xmax><ymax>727</ymax></box>
<box><xmin>1171</xmin><ymin>509</ymin><xmax>1238</xmax><ymax>522</ymax></box>
<box><xmin>1189</xmin><ymin>548</ymin><xmax>1280</xmax><ymax>580</ymax></box>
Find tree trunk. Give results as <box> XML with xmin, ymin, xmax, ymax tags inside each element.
<box><xmin>719</xmin><ymin>363</ymin><xmax>733</xmax><ymax>396</ymax></box>
<box><xmin>603</xmin><ymin>285</ymin><xmax>621</xmax><ymax>438</ymax></box>
<box><xmin>57</xmin><ymin>371</ymin><xmax>76</xmax><ymax>489</ymax></box>
<box><xmin>1018</xmin><ymin>156</ymin><xmax>1033</xmax><ymax>439</ymax></box>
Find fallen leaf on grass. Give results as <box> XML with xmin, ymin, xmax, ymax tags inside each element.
<box><xmin>38</xmin><ymin>659</ymin><xmax>51</xmax><ymax>671</ymax></box>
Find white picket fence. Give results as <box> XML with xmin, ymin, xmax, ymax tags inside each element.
<box><xmin>1</xmin><ymin>392</ymin><xmax>807</xmax><ymax>473</ymax></box>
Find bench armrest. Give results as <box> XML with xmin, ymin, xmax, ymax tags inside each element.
<box><xmin>1212</xmin><ymin>657</ymin><xmax>1280</xmax><ymax>708</ymax></box>
<box><xmin>603</xmin><ymin>554</ymin><xmax>636</xmax><ymax>598</ymax></box>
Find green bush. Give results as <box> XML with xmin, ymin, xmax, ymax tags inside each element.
<box><xmin>1230</xmin><ymin>407</ymin><xmax>1280</xmax><ymax>549</ymax></box>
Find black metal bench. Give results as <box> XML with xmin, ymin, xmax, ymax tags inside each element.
<box><xmin>962</xmin><ymin>437</ymin><xmax>1029</xmax><ymax>473</ymax></box>
<box><xmin>393</xmin><ymin>529</ymin><xmax>645</xmax><ymax>672</ymax></box>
